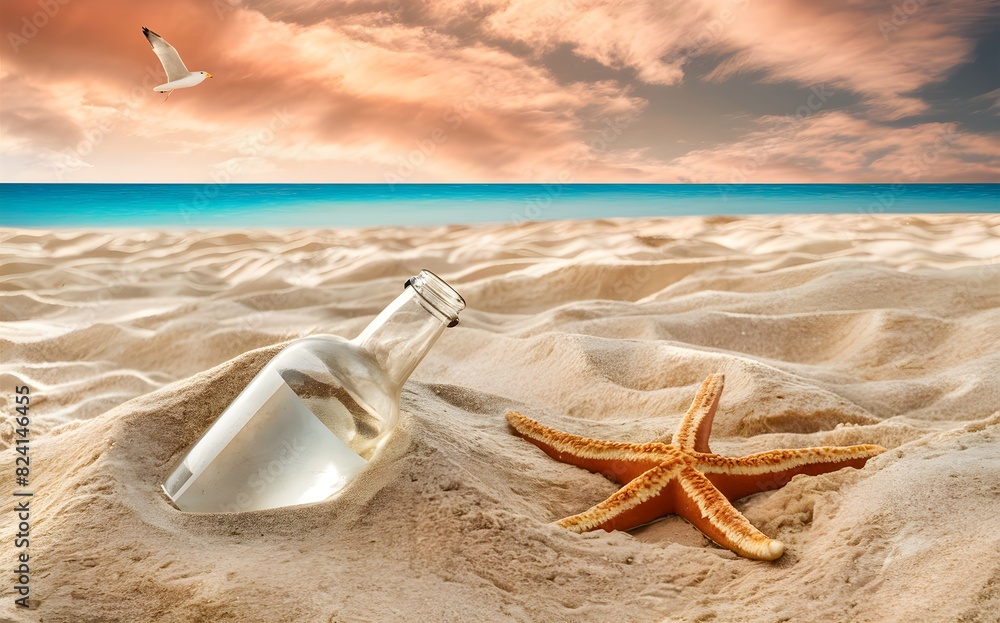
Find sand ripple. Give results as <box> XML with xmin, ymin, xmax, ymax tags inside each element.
<box><xmin>1</xmin><ymin>214</ymin><xmax>998</xmax><ymax>621</ymax></box>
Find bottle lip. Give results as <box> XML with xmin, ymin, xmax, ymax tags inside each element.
<box><xmin>407</xmin><ymin>270</ymin><xmax>466</xmax><ymax>327</ymax></box>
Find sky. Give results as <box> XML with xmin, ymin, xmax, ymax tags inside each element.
<box><xmin>1</xmin><ymin>0</ymin><xmax>999</xmax><ymax>183</ymax></box>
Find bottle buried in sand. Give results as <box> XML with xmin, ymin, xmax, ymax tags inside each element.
<box><xmin>162</xmin><ymin>270</ymin><xmax>465</xmax><ymax>513</ymax></box>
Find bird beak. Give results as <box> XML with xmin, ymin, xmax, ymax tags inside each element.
<box><xmin>207</xmin><ymin>73</ymin><xmax>213</xmax><ymax>78</ymax></box>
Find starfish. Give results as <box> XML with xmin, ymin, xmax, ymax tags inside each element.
<box><xmin>505</xmin><ymin>374</ymin><xmax>886</xmax><ymax>560</ymax></box>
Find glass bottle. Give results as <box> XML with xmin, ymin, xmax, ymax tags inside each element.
<box><xmin>162</xmin><ymin>270</ymin><xmax>465</xmax><ymax>513</ymax></box>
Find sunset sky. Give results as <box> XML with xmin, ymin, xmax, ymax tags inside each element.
<box><xmin>1</xmin><ymin>0</ymin><xmax>998</xmax><ymax>183</ymax></box>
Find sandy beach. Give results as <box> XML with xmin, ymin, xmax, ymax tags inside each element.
<box><xmin>1</xmin><ymin>214</ymin><xmax>998</xmax><ymax>623</ymax></box>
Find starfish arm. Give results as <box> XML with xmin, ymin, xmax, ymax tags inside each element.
<box><xmin>505</xmin><ymin>411</ymin><xmax>668</xmax><ymax>483</ymax></box>
<box><xmin>675</xmin><ymin>465</ymin><xmax>785</xmax><ymax>561</ymax></box>
<box><xmin>554</xmin><ymin>463</ymin><xmax>683</xmax><ymax>533</ymax></box>
<box><xmin>670</xmin><ymin>374</ymin><xmax>724</xmax><ymax>453</ymax></box>
<box><xmin>697</xmin><ymin>444</ymin><xmax>886</xmax><ymax>501</ymax></box>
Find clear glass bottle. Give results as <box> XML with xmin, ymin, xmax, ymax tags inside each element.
<box><xmin>162</xmin><ymin>270</ymin><xmax>465</xmax><ymax>513</ymax></box>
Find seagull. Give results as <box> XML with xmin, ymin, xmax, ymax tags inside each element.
<box><xmin>142</xmin><ymin>27</ymin><xmax>212</xmax><ymax>94</ymax></box>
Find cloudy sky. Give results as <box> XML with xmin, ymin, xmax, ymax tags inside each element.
<box><xmin>1</xmin><ymin>0</ymin><xmax>998</xmax><ymax>183</ymax></box>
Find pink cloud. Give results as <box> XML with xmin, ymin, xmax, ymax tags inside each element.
<box><xmin>670</xmin><ymin>111</ymin><xmax>1000</xmax><ymax>183</ymax></box>
<box><xmin>0</xmin><ymin>0</ymin><xmax>648</xmax><ymax>181</ymax></box>
<box><xmin>485</xmin><ymin>0</ymin><xmax>708</xmax><ymax>85</ymax></box>
<box><xmin>0</xmin><ymin>0</ymin><xmax>996</xmax><ymax>182</ymax></box>
<box><xmin>704</xmin><ymin>0</ymin><xmax>986</xmax><ymax>119</ymax></box>
<box><xmin>484</xmin><ymin>0</ymin><xmax>990</xmax><ymax>119</ymax></box>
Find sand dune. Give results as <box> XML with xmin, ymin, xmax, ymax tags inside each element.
<box><xmin>1</xmin><ymin>214</ymin><xmax>998</xmax><ymax>622</ymax></box>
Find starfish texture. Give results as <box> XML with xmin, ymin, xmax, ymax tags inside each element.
<box><xmin>505</xmin><ymin>374</ymin><xmax>886</xmax><ymax>560</ymax></box>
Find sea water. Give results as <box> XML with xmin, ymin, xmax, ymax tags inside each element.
<box><xmin>2</xmin><ymin>184</ymin><xmax>997</xmax><ymax>228</ymax></box>
<box><xmin>164</xmin><ymin>371</ymin><xmax>369</xmax><ymax>513</ymax></box>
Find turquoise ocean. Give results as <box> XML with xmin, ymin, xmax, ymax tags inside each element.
<box><xmin>1</xmin><ymin>184</ymin><xmax>997</xmax><ymax>228</ymax></box>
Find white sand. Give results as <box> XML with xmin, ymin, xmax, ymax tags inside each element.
<box><xmin>1</xmin><ymin>215</ymin><xmax>998</xmax><ymax>622</ymax></box>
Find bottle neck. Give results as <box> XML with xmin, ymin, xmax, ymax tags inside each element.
<box><xmin>353</xmin><ymin>288</ymin><xmax>449</xmax><ymax>392</ymax></box>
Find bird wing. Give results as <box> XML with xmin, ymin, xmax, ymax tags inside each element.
<box><xmin>142</xmin><ymin>27</ymin><xmax>190</xmax><ymax>82</ymax></box>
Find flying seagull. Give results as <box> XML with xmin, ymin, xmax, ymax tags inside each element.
<box><xmin>142</xmin><ymin>27</ymin><xmax>212</xmax><ymax>93</ymax></box>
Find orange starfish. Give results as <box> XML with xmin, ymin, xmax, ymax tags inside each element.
<box><xmin>505</xmin><ymin>374</ymin><xmax>885</xmax><ymax>560</ymax></box>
